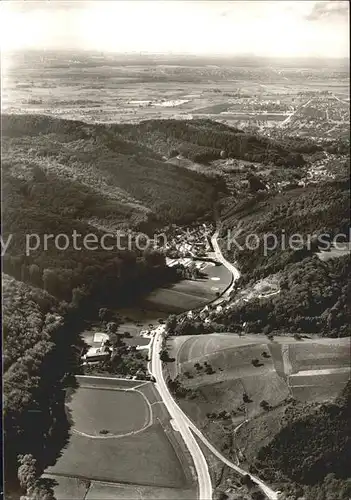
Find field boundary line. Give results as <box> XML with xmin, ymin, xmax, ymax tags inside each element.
<box><xmin>176</xmin><ymin>337</ymin><xmax>193</xmax><ymax>375</ymax></box>
<box><xmin>133</xmin><ymin>388</ymin><xmax>153</xmax><ymax>427</ymax></box>
<box><xmin>133</xmin><ymin>381</ymin><xmax>150</xmax><ymax>390</ymax></box>
<box><xmin>45</xmin><ymin>471</ymin><xmax>181</xmax><ymax>490</ymax></box>
<box><xmin>181</xmin><ymin>341</ymin><xmax>269</xmax><ymax>366</ymax></box>
<box><xmin>71</xmin><ymin>416</ymin><xmax>153</xmax><ymax>439</ymax></box>
<box><xmin>77</xmin><ymin>384</ymin><xmax>135</xmax><ymax>393</ymax></box>
<box><xmin>77</xmin><ymin>374</ymin><xmax>147</xmax><ymax>383</ymax></box>
<box><xmin>148</xmin><ymin>286</ymin><xmax>214</xmax><ymax>302</ymax></box>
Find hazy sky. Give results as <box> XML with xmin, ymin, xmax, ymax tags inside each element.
<box><xmin>0</xmin><ymin>1</ymin><xmax>349</xmax><ymax>58</ymax></box>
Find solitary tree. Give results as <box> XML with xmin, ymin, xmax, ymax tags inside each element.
<box><xmin>98</xmin><ymin>308</ymin><xmax>108</xmax><ymax>323</ymax></box>
<box><xmin>106</xmin><ymin>322</ymin><xmax>118</xmax><ymax>334</ymax></box>
<box><xmin>18</xmin><ymin>454</ymin><xmax>37</xmax><ymax>490</ymax></box>
<box><xmin>260</xmin><ymin>400</ymin><xmax>270</xmax><ymax>411</ymax></box>
<box><xmin>243</xmin><ymin>392</ymin><xmax>252</xmax><ymax>403</ymax></box>
<box><xmin>166</xmin><ymin>314</ymin><xmax>177</xmax><ymax>332</ymax></box>
<box><xmin>241</xmin><ymin>474</ymin><xmax>254</xmax><ymax>488</ymax></box>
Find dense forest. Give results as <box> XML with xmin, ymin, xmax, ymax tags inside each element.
<box><xmin>3</xmin><ymin>274</ymin><xmax>84</xmax><ymax>497</ymax></box>
<box><xmin>2</xmin><ymin>113</ymin><xmax>222</xmax><ymax>229</ymax></box>
<box><xmin>170</xmin><ymin>255</ymin><xmax>350</xmax><ymax>337</ymax></box>
<box><xmin>217</xmin><ymin>255</ymin><xmax>350</xmax><ymax>337</ymax></box>
<box><xmin>114</xmin><ymin>118</ymin><xmax>349</xmax><ymax>165</ymax></box>
<box><xmin>2</xmin><ymin>112</ymin><xmax>350</xmax><ymax>500</ymax></box>
<box><xmin>2</xmin><ymin>167</ymin><xmax>177</xmax><ymax>305</ymax></box>
<box><xmin>218</xmin><ymin>177</ymin><xmax>349</xmax><ymax>281</ymax></box>
<box><xmin>1</xmin><ymin>114</ymin><xmax>245</xmax><ymax>313</ymax></box>
<box><xmin>255</xmin><ymin>381</ymin><xmax>351</xmax><ymax>499</ymax></box>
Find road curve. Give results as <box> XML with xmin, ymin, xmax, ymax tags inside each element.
<box><xmin>149</xmin><ymin>229</ymin><xmax>279</xmax><ymax>500</ymax></box>
<box><xmin>183</xmin><ymin>414</ymin><xmax>279</xmax><ymax>500</ymax></box>
<box><xmin>150</xmin><ymin>327</ymin><xmax>213</xmax><ymax>500</ymax></box>
<box><xmin>211</xmin><ymin>230</ymin><xmax>241</xmax><ymax>279</ymax></box>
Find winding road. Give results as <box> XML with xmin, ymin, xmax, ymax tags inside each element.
<box><xmin>211</xmin><ymin>229</ymin><xmax>241</xmax><ymax>299</ymax></box>
<box><xmin>151</xmin><ymin>327</ymin><xmax>212</xmax><ymax>500</ymax></box>
<box><xmin>149</xmin><ymin>230</ymin><xmax>279</xmax><ymax>500</ymax></box>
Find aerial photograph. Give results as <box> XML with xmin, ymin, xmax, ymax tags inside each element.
<box><xmin>1</xmin><ymin>1</ymin><xmax>350</xmax><ymax>500</ymax></box>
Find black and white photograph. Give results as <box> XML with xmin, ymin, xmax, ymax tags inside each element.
<box><xmin>1</xmin><ymin>1</ymin><xmax>350</xmax><ymax>499</ymax></box>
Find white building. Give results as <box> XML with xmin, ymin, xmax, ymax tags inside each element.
<box><xmin>82</xmin><ymin>346</ymin><xmax>111</xmax><ymax>363</ymax></box>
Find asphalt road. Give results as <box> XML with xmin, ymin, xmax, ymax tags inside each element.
<box><xmin>149</xmin><ymin>231</ymin><xmax>280</xmax><ymax>500</ymax></box>
<box><xmin>150</xmin><ymin>325</ymin><xmax>212</xmax><ymax>500</ymax></box>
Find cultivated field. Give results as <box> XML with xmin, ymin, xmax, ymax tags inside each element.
<box><xmin>181</xmin><ymin>377</ymin><xmax>246</xmax><ymax>427</ymax></box>
<box><xmin>85</xmin><ymin>481</ymin><xmax>195</xmax><ymax>500</ymax></box>
<box><xmin>168</xmin><ymin>334</ymin><xmax>349</xmax><ymax>441</ymax></box>
<box><xmin>172</xmin><ymin>333</ymin><xmax>267</xmax><ymax>369</ymax></box>
<box><xmin>65</xmin><ymin>386</ymin><xmax>150</xmax><ymax>437</ymax></box>
<box><xmin>46</xmin><ymin>427</ymin><xmax>185</xmax><ymax>486</ymax></box>
<box><xmin>3</xmin><ymin>52</ymin><xmax>348</xmax><ymax>140</ymax></box>
<box><xmin>289</xmin><ymin>367</ymin><xmax>350</xmax><ymax>402</ymax></box>
<box><xmin>140</xmin><ymin>262</ymin><xmax>232</xmax><ymax>313</ymax></box>
<box><xmin>287</xmin><ymin>340</ymin><xmax>350</xmax><ymax>373</ymax></box>
<box><xmin>45</xmin><ymin>376</ymin><xmax>194</xmax><ymax>497</ymax></box>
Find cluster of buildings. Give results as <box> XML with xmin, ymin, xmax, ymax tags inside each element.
<box><xmin>81</xmin><ymin>332</ymin><xmax>111</xmax><ymax>364</ymax></box>
<box><xmin>234</xmin><ymin>97</ymin><xmax>291</xmax><ymax>113</ymax></box>
<box><xmin>161</xmin><ymin>223</ymin><xmax>214</xmax><ymax>259</ymax></box>
<box><xmin>279</xmin><ymin>94</ymin><xmax>349</xmax><ymax>139</ymax></box>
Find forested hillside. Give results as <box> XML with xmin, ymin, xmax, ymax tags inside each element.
<box><xmin>218</xmin><ymin>177</ymin><xmax>349</xmax><ymax>281</ymax></box>
<box><xmin>2</xmin><ymin>114</ymin><xmax>220</xmax><ymax>229</ymax></box>
<box><xmin>3</xmin><ymin>274</ymin><xmax>82</xmax><ymax>496</ymax></box>
<box><xmin>115</xmin><ymin>118</ymin><xmax>348</xmax><ymax>163</ymax></box>
<box><xmin>114</xmin><ymin>118</ymin><xmax>307</xmax><ymax>166</ymax></box>
<box><xmin>2</xmin><ymin>165</ymin><xmax>185</xmax><ymax>304</ymax></box>
<box><xmin>2</xmin><ymin>113</ymin><xmax>226</xmax><ymax>305</ymax></box>
<box><xmin>2</xmin><ymin>98</ymin><xmax>349</xmax><ymax>500</ymax></box>
<box><xmin>215</xmin><ymin>254</ymin><xmax>350</xmax><ymax>336</ymax></box>
<box><xmin>254</xmin><ymin>381</ymin><xmax>351</xmax><ymax>499</ymax></box>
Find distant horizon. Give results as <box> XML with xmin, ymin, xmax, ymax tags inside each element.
<box><xmin>3</xmin><ymin>48</ymin><xmax>349</xmax><ymax>62</ymax></box>
<box><xmin>1</xmin><ymin>1</ymin><xmax>349</xmax><ymax>58</ymax></box>
<box><xmin>3</xmin><ymin>47</ymin><xmax>350</xmax><ymax>60</ymax></box>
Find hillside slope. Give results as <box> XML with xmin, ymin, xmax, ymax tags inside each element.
<box><xmin>3</xmin><ymin>274</ymin><xmax>78</xmax><ymax>492</ymax></box>
<box><xmin>2</xmin><ymin>114</ymin><xmax>226</xmax><ymax>304</ymax></box>
<box><xmin>113</xmin><ymin>118</ymin><xmax>308</xmax><ymax>166</ymax></box>
<box><xmin>218</xmin><ymin>177</ymin><xmax>349</xmax><ymax>281</ymax></box>
<box><xmin>2</xmin><ymin>114</ymin><xmax>220</xmax><ymax>230</ymax></box>
<box><xmin>216</xmin><ymin>255</ymin><xmax>350</xmax><ymax>337</ymax></box>
<box><xmin>251</xmin><ymin>381</ymin><xmax>351</xmax><ymax>499</ymax></box>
